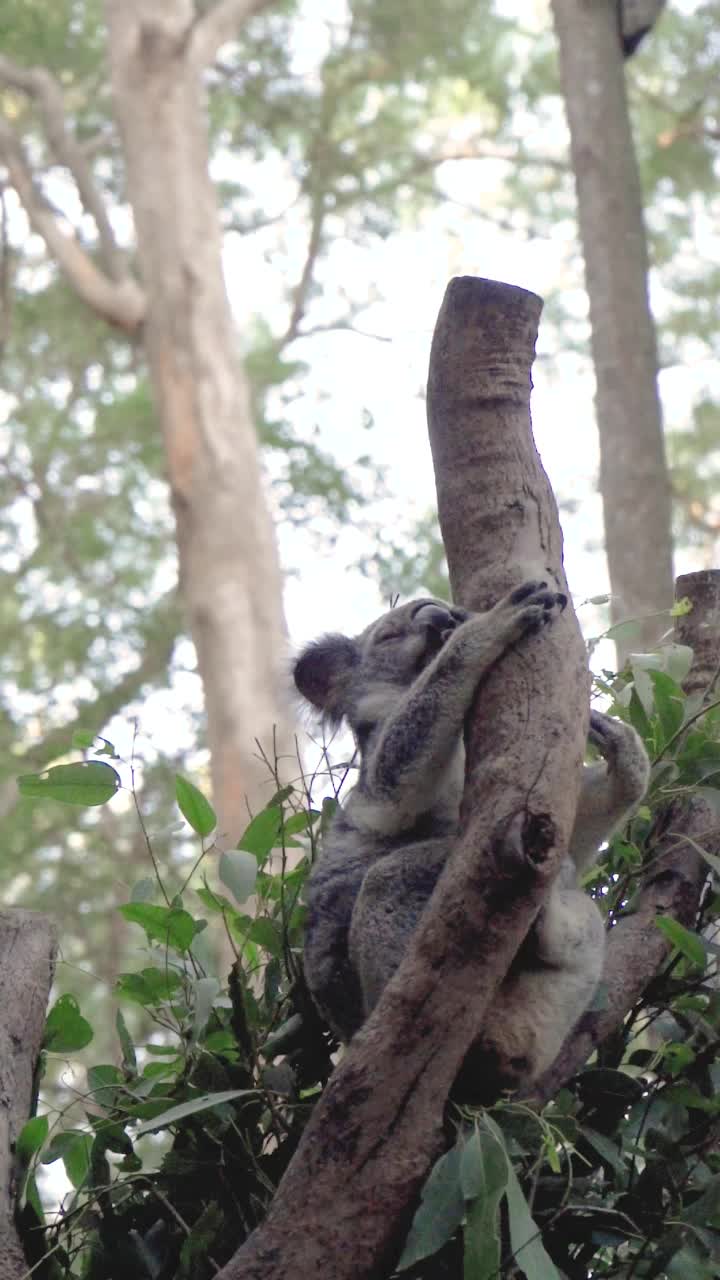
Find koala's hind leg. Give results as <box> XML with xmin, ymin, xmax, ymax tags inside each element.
<box><xmin>349</xmin><ymin>838</ymin><xmax>450</xmax><ymax>1019</ymax></box>
<box><xmin>570</xmin><ymin>710</ymin><xmax>650</xmax><ymax>872</ymax></box>
<box><xmin>469</xmin><ymin>888</ymin><xmax>605</xmax><ymax>1098</ymax></box>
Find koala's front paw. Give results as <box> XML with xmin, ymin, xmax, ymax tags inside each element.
<box><xmin>497</xmin><ymin>579</ymin><xmax>567</xmax><ymax>641</ymax></box>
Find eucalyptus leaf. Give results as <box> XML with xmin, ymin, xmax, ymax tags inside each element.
<box><xmin>462</xmin><ymin>1126</ymin><xmax>508</xmax><ymax>1280</ymax></box>
<box><xmin>18</xmin><ymin>761</ymin><xmax>120</xmax><ymax>806</ymax></box>
<box><xmin>656</xmin><ymin>915</ymin><xmax>706</xmax><ymax>968</ymax></box>
<box><xmin>175</xmin><ymin>775</ymin><xmax>216</xmax><ymax>837</ymax></box>
<box><xmin>505</xmin><ymin>1157</ymin><xmax>560</xmax><ymax>1280</ymax></box>
<box><xmin>135</xmin><ymin>1089</ymin><xmax>255</xmax><ymax>1136</ymax></box>
<box><xmin>396</xmin><ymin>1142</ymin><xmax>465</xmax><ymax>1270</ymax></box>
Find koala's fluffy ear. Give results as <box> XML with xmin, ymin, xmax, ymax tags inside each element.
<box><xmin>293</xmin><ymin>634</ymin><xmax>360</xmax><ymax>723</ymax></box>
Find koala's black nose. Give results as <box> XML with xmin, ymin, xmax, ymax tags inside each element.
<box><xmin>412</xmin><ymin>602</ymin><xmax>458</xmax><ymax>634</ymax></box>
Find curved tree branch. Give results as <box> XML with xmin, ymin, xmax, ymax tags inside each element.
<box><xmin>218</xmin><ymin>277</ymin><xmax>589</xmax><ymax>1280</ymax></box>
<box><xmin>0</xmin><ymin>53</ymin><xmax>123</xmax><ymax>279</ymax></box>
<box><xmin>0</xmin><ymin>52</ymin><xmax>145</xmax><ymax>332</ymax></box>
<box><xmin>189</xmin><ymin>0</ymin><xmax>278</xmax><ymax>70</ymax></box>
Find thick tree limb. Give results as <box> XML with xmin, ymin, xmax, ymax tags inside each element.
<box><xmin>674</xmin><ymin>570</ymin><xmax>720</xmax><ymax>700</ymax></box>
<box><xmin>0</xmin><ymin>54</ymin><xmax>123</xmax><ymax>279</ymax></box>
<box><xmin>0</xmin><ymin>118</ymin><xmax>144</xmax><ymax>332</ymax></box>
<box><xmin>532</xmin><ymin>569</ymin><xmax>718</xmax><ymax>1102</ymax></box>
<box><xmin>0</xmin><ymin>909</ymin><xmax>56</xmax><ymax>1280</ymax></box>
<box><xmin>219</xmin><ymin>277</ymin><xmax>589</xmax><ymax>1279</ymax></box>
<box><xmin>189</xmin><ymin>0</ymin><xmax>278</xmax><ymax>69</ymax></box>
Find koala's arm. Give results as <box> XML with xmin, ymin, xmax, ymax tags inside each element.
<box><xmin>354</xmin><ymin>582</ymin><xmax>565</xmax><ymax>835</ymax></box>
<box><xmin>568</xmin><ymin>710</ymin><xmax>650</xmax><ymax>873</ymax></box>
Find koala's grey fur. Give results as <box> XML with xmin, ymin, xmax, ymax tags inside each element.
<box><xmin>294</xmin><ymin>583</ymin><xmax>650</xmax><ymax>1096</ymax></box>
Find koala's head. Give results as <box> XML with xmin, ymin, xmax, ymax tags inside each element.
<box><xmin>293</xmin><ymin>598</ymin><xmax>469</xmax><ymax>735</ymax></box>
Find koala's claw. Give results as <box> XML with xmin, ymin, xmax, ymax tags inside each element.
<box><xmin>509</xmin><ymin>579</ymin><xmax>547</xmax><ymax>604</ymax></box>
<box><xmin>518</xmin><ymin>589</ymin><xmax>567</xmax><ymax>634</ymax></box>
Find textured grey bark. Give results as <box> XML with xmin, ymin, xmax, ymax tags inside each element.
<box><xmin>105</xmin><ymin>0</ymin><xmax>292</xmax><ymax>839</ymax></box>
<box><xmin>551</xmin><ymin>0</ymin><xmax>674</xmax><ymax>659</ymax></box>
<box><xmin>533</xmin><ymin>569</ymin><xmax>716</xmax><ymax>1102</ymax></box>
<box><xmin>0</xmin><ymin>910</ymin><xmax>57</xmax><ymax>1280</ymax></box>
<box><xmin>219</xmin><ymin>277</ymin><xmax>589</xmax><ymax>1279</ymax></box>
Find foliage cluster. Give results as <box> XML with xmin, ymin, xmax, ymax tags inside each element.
<box><xmin>15</xmin><ymin>634</ymin><xmax>720</xmax><ymax>1279</ymax></box>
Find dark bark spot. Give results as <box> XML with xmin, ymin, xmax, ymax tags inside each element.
<box><xmin>522</xmin><ymin>811</ymin><xmax>556</xmax><ymax>866</ymax></box>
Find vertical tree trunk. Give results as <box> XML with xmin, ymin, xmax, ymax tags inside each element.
<box><xmin>0</xmin><ymin>910</ymin><xmax>57</xmax><ymax>1280</ymax></box>
<box><xmin>551</xmin><ymin>0</ymin><xmax>674</xmax><ymax>658</ymax></box>
<box><xmin>106</xmin><ymin>0</ymin><xmax>291</xmax><ymax>839</ymax></box>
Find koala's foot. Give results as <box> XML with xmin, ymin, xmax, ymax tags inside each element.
<box><xmin>495</xmin><ymin>579</ymin><xmax>567</xmax><ymax>642</ymax></box>
<box><xmin>588</xmin><ymin>709</ymin><xmax>651</xmax><ymax>803</ymax></box>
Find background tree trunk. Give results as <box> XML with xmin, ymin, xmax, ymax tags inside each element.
<box><xmin>551</xmin><ymin>0</ymin><xmax>674</xmax><ymax>659</ymax></box>
<box><xmin>105</xmin><ymin>0</ymin><xmax>291</xmax><ymax>839</ymax></box>
<box><xmin>0</xmin><ymin>910</ymin><xmax>56</xmax><ymax>1280</ymax></box>
<box><xmin>218</xmin><ymin>277</ymin><xmax>589</xmax><ymax>1280</ymax></box>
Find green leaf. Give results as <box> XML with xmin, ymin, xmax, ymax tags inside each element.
<box><xmin>196</xmin><ymin>885</ymin><xmax>235</xmax><ymax>914</ymax></box>
<box><xmin>23</xmin><ymin>1172</ymin><xmax>43</xmax><ymax>1218</ymax></box>
<box><xmin>134</xmin><ymin>1089</ymin><xmax>255</xmax><ymax>1136</ymax></box>
<box><xmin>648</xmin><ymin>669</ymin><xmax>685</xmax><ymax>745</ymax></box>
<box><xmin>505</xmin><ymin>1154</ymin><xmax>560</xmax><ymax>1280</ymax></box>
<box><xmin>667</xmin><ymin>1246</ymin><xmax>719</xmax><ymax>1279</ymax></box>
<box><xmin>268</xmin><ymin>784</ymin><xmax>295</xmax><ymax>806</ymax></box>
<box><xmin>581</xmin><ymin>1128</ymin><xmax>626</xmax><ymax>1173</ymax></box>
<box><xmin>16</xmin><ymin>1115</ymin><xmax>49</xmax><ymax>1161</ymax></box>
<box><xmin>115</xmin><ymin>967</ymin><xmax>182</xmax><ymax>1007</ymax></box>
<box><xmin>44</xmin><ymin>995</ymin><xmax>94</xmax><ymax>1053</ymax></box>
<box><xmin>396</xmin><ymin>1142</ymin><xmax>465</xmax><ymax>1270</ymax></box>
<box><xmin>18</xmin><ymin>761</ymin><xmax>120</xmax><ymax>806</ymax></box>
<box><xmin>71</xmin><ymin>729</ymin><xmax>96</xmax><ymax>749</ymax></box>
<box><xmin>41</xmin><ymin>1130</ymin><xmax>92</xmax><ymax>1189</ymax></box>
<box><xmin>87</xmin><ymin>1064</ymin><xmax>124</xmax><ymax>1109</ymax></box>
<box><xmin>282</xmin><ymin>809</ymin><xmax>321</xmax><ymax>839</ymax></box>
<box><xmin>247</xmin><ymin>917</ymin><xmax>282</xmax><ymax>955</ymax></box>
<box><xmin>177</xmin><ymin>1202</ymin><xmax>225</xmax><ymax>1279</ymax></box>
<box><xmin>462</xmin><ymin>1126</ymin><xmax>508</xmax><ymax>1280</ymax></box>
<box><xmin>119</xmin><ymin>902</ymin><xmax>198</xmax><ymax>953</ymax></box>
<box><xmin>656</xmin><ymin>915</ymin><xmax>706</xmax><ymax>968</ymax></box>
<box><xmin>237</xmin><ymin>805</ymin><xmax>282</xmax><ymax>861</ymax></box>
<box><xmin>219</xmin><ymin>849</ymin><xmax>257</xmax><ymax>904</ymax></box>
<box><xmin>175</xmin><ymin>775</ymin><xmax>216</xmax><ymax>837</ymax></box>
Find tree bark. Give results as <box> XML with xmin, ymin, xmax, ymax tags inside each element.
<box><xmin>532</xmin><ymin>568</ymin><xmax>716</xmax><ymax>1102</ymax></box>
<box><xmin>0</xmin><ymin>910</ymin><xmax>57</xmax><ymax>1280</ymax></box>
<box><xmin>218</xmin><ymin>277</ymin><xmax>589</xmax><ymax>1279</ymax></box>
<box><xmin>551</xmin><ymin>0</ymin><xmax>674</xmax><ymax>659</ymax></box>
<box><xmin>105</xmin><ymin>0</ymin><xmax>291</xmax><ymax>839</ymax></box>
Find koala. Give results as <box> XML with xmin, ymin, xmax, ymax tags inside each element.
<box><xmin>294</xmin><ymin>582</ymin><xmax>650</xmax><ymax>1097</ymax></box>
